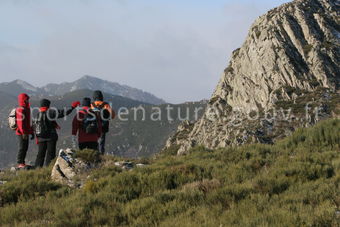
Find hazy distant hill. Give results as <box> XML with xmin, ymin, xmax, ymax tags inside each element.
<box><xmin>0</xmin><ymin>80</ymin><xmax>46</xmax><ymax>97</ymax></box>
<box><xmin>46</xmin><ymin>89</ymin><xmax>149</xmax><ymax>110</ymax></box>
<box><xmin>0</xmin><ymin>91</ymin><xmax>16</xmax><ymax>109</ymax></box>
<box><xmin>0</xmin><ymin>75</ymin><xmax>165</xmax><ymax>105</ymax></box>
<box><xmin>42</xmin><ymin>75</ymin><xmax>166</xmax><ymax>105</ymax></box>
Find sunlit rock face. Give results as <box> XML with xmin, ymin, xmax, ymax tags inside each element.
<box><xmin>165</xmin><ymin>0</ymin><xmax>340</xmax><ymax>154</ymax></box>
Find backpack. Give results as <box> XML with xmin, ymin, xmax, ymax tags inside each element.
<box><xmin>8</xmin><ymin>108</ymin><xmax>17</xmax><ymax>130</ymax></box>
<box><xmin>34</xmin><ymin>112</ymin><xmax>51</xmax><ymax>138</ymax></box>
<box><xmin>92</xmin><ymin>102</ymin><xmax>110</xmax><ymax>133</ymax></box>
<box><xmin>82</xmin><ymin>110</ymin><xmax>99</xmax><ymax>134</ymax></box>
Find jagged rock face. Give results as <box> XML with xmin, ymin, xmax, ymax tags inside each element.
<box><xmin>216</xmin><ymin>0</ymin><xmax>339</xmax><ymax>112</ymax></box>
<box><xmin>166</xmin><ymin>0</ymin><xmax>340</xmax><ymax>154</ymax></box>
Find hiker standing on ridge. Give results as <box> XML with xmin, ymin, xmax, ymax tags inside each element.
<box><xmin>15</xmin><ymin>93</ymin><xmax>34</xmax><ymax>169</ymax></box>
<box><xmin>91</xmin><ymin>90</ymin><xmax>115</xmax><ymax>154</ymax></box>
<box><xmin>72</xmin><ymin>97</ymin><xmax>102</xmax><ymax>151</ymax></box>
<box><xmin>34</xmin><ymin>99</ymin><xmax>80</xmax><ymax>167</ymax></box>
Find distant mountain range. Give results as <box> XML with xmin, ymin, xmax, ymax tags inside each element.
<box><xmin>0</xmin><ymin>75</ymin><xmax>165</xmax><ymax>105</ymax></box>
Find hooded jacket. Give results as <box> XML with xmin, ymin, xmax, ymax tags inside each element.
<box><xmin>16</xmin><ymin>93</ymin><xmax>33</xmax><ymax>136</ymax></box>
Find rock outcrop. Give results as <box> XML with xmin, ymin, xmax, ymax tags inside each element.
<box><xmin>51</xmin><ymin>149</ymin><xmax>93</xmax><ymax>188</ymax></box>
<box><xmin>51</xmin><ymin>148</ymin><xmax>149</xmax><ymax>187</ymax></box>
<box><xmin>166</xmin><ymin>0</ymin><xmax>340</xmax><ymax>154</ymax></box>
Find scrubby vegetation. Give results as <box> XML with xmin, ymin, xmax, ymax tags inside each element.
<box><xmin>74</xmin><ymin>149</ymin><xmax>102</xmax><ymax>164</ymax></box>
<box><xmin>0</xmin><ymin>119</ymin><xmax>339</xmax><ymax>226</ymax></box>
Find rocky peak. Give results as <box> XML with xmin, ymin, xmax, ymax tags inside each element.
<box><xmin>214</xmin><ymin>0</ymin><xmax>339</xmax><ymax>113</ymax></box>
<box><xmin>165</xmin><ymin>0</ymin><xmax>340</xmax><ymax>154</ymax></box>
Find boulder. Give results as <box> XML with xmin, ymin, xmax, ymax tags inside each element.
<box><xmin>114</xmin><ymin>161</ymin><xmax>134</xmax><ymax>170</ymax></box>
<box><xmin>114</xmin><ymin>161</ymin><xmax>147</xmax><ymax>170</ymax></box>
<box><xmin>51</xmin><ymin>148</ymin><xmax>90</xmax><ymax>188</ymax></box>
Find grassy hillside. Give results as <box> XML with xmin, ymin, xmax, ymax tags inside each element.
<box><xmin>0</xmin><ymin>119</ymin><xmax>339</xmax><ymax>226</ymax></box>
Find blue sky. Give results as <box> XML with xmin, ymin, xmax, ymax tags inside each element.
<box><xmin>0</xmin><ymin>0</ymin><xmax>290</xmax><ymax>103</ymax></box>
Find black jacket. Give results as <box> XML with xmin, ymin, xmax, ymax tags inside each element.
<box><xmin>35</xmin><ymin>107</ymin><xmax>74</xmax><ymax>142</ymax></box>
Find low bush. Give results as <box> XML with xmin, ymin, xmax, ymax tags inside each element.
<box><xmin>74</xmin><ymin>149</ymin><xmax>101</xmax><ymax>164</ymax></box>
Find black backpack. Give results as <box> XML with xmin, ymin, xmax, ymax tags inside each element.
<box><xmin>82</xmin><ymin>110</ymin><xmax>99</xmax><ymax>134</ymax></box>
<box><xmin>92</xmin><ymin>102</ymin><xmax>110</xmax><ymax>133</ymax></box>
<box><xmin>34</xmin><ymin>112</ymin><xmax>51</xmax><ymax>138</ymax></box>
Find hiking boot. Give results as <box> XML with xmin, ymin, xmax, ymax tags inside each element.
<box><xmin>17</xmin><ymin>164</ymin><xmax>34</xmax><ymax>170</ymax></box>
<box><xmin>17</xmin><ymin>163</ymin><xmax>27</xmax><ymax>168</ymax></box>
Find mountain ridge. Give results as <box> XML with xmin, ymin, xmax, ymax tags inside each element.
<box><xmin>0</xmin><ymin>75</ymin><xmax>165</xmax><ymax>105</ymax></box>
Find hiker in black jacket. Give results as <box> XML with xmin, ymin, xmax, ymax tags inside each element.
<box><xmin>91</xmin><ymin>91</ymin><xmax>116</xmax><ymax>154</ymax></box>
<box><xmin>34</xmin><ymin>99</ymin><xmax>80</xmax><ymax>167</ymax></box>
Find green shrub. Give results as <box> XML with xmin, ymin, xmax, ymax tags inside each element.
<box><xmin>160</xmin><ymin>145</ymin><xmax>180</xmax><ymax>156</ymax></box>
<box><xmin>0</xmin><ymin>168</ymin><xmax>61</xmax><ymax>206</ymax></box>
<box><xmin>74</xmin><ymin>149</ymin><xmax>101</xmax><ymax>164</ymax></box>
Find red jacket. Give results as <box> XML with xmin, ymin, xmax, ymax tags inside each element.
<box><xmin>16</xmin><ymin>93</ymin><xmax>33</xmax><ymax>136</ymax></box>
<box><xmin>72</xmin><ymin>107</ymin><xmax>102</xmax><ymax>143</ymax></box>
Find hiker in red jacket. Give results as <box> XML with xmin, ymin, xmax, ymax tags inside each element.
<box><xmin>16</xmin><ymin>93</ymin><xmax>34</xmax><ymax>168</ymax></box>
<box><xmin>72</xmin><ymin>97</ymin><xmax>102</xmax><ymax>151</ymax></box>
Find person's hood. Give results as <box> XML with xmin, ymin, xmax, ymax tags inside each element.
<box><xmin>18</xmin><ymin>93</ymin><xmax>30</xmax><ymax>107</ymax></box>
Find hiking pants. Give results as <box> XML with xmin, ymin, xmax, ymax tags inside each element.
<box><xmin>35</xmin><ymin>140</ymin><xmax>57</xmax><ymax>167</ymax></box>
<box><xmin>99</xmin><ymin>133</ymin><xmax>106</xmax><ymax>155</ymax></box>
<box><xmin>79</xmin><ymin>142</ymin><xmax>99</xmax><ymax>151</ymax></box>
<box><xmin>17</xmin><ymin>135</ymin><xmax>29</xmax><ymax>164</ymax></box>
